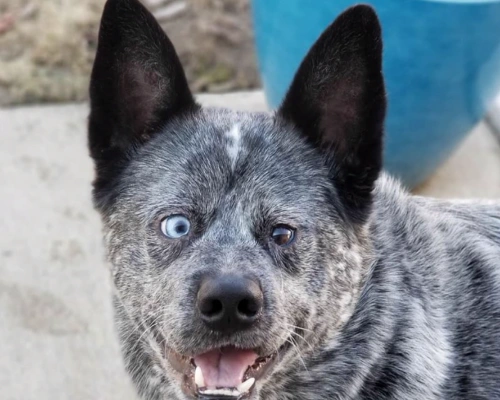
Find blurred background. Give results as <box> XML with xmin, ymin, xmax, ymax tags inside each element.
<box><xmin>1</xmin><ymin>1</ymin><xmax>499</xmax><ymax>399</ymax></box>
<box><xmin>0</xmin><ymin>0</ymin><xmax>259</xmax><ymax>105</ymax></box>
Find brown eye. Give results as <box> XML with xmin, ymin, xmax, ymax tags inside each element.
<box><xmin>271</xmin><ymin>225</ymin><xmax>296</xmax><ymax>247</ymax></box>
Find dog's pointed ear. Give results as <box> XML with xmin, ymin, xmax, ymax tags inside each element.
<box><xmin>88</xmin><ymin>0</ymin><xmax>198</xmax><ymax>187</ymax></box>
<box><xmin>277</xmin><ymin>5</ymin><xmax>386</xmax><ymax>224</ymax></box>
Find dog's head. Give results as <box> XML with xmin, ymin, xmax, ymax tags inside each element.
<box><xmin>88</xmin><ymin>1</ymin><xmax>385</xmax><ymax>399</ymax></box>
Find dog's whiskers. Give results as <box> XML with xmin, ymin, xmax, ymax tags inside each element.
<box><xmin>285</xmin><ymin>323</ymin><xmax>314</xmax><ymax>334</ymax></box>
<box><xmin>284</xmin><ymin>336</ymin><xmax>309</xmax><ymax>373</ymax></box>
<box><xmin>284</xmin><ymin>329</ymin><xmax>314</xmax><ymax>352</ymax></box>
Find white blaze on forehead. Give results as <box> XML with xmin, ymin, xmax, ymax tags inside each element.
<box><xmin>226</xmin><ymin>123</ymin><xmax>241</xmax><ymax>168</ymax></box>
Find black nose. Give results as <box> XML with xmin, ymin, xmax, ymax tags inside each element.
<box><xmin>197</xmin><ymin>275</ymin><xmax>263</xmax><ymax>332</ymax></box>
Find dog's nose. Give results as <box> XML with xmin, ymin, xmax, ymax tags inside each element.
<box><xmin>197</xmin><ymin>275</ymin><xmax>263</xmax><ymax>332</ymax></box>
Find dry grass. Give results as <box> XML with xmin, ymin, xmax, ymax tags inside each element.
<box><xmin>0</xmin><ymin>0</ymin><xmax>258</xmax><ymax>106</ymax></box>
<box><xmin>0</xmin><ymin>0</ymin><xmax>101</xmax><ymax>105</ymax></box>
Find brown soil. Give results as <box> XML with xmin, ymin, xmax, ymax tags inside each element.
<box><xmin>0</xmin><ymin>0</ymin><xmax>259</xmax><ymax>106</ymax></box>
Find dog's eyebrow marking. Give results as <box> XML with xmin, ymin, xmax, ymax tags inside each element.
<box><xmin>226</xmin><ymin>123</ymin><xmax>241</xmax><ymax>169</ymax></box>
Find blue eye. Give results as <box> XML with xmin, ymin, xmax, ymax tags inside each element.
<box><xmin>160</xmin><ymin>215</ymin><xmax>191</xmax><ymax>238</ymax></box>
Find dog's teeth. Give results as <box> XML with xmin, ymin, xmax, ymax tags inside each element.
<box><xmin>200</xmin><ymin>388</ymin><xmax>240</xmax><ymax>397</ymax></box>
<box><xmin>195</xmin><ymin>366</ymin><xmax>205</xmax><ymax>387</ymax></box>
<box><xmin>237</xmin><ymin>377</ymin><xmax>255</xmax><ymax>393</ymax></box>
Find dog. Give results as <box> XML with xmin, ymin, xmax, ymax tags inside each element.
<box><xmin>87</xmin><ymin>0</ymin><xmax>500</xmax><ymax>399</ymax></box>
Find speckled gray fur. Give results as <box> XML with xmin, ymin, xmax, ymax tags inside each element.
<box><xmin>103</xmin><ymin>123</ymin><xmax>500</xmax><ymax>399</ymax></box>
<box><xmin>88</xmin><ymin>1</ymin><xmax>500</xmax><ymax>399</ymax></box>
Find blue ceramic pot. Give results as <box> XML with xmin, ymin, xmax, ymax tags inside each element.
<box><xmin>252</xmin><ymin>0</ymin><xmax>500</xmax><ymax>188</ymax></box>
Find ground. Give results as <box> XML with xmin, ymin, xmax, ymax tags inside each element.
<box><xmin>0</xmin><ymin>0</ymin><xmax>258</xmax><ymax>105</ymax></box>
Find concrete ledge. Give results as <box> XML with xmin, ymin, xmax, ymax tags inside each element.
<box><xmin>486</xmin><ymin>93</ymin><xmax>500</xmax><ymax>143</ymax></box>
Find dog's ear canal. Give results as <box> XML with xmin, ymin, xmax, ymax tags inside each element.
<box><xmin>88</xmin><ymin>0</ymin><xmax>198</xmax><ymax>178</ymax></box>
<box><xmin>277</xmin><ymin>5</ymin><xmax>386</xmax><ymax>224</ymax></box>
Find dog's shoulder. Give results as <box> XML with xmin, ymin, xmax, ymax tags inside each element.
<box><xmin>372</xmin><ymin>173</ymin><xmax>500</xmax><ymax>246</ymax></box>
<box><xmin>365</xmin><ymin>175</ymin><xmax>500</xmax><ymax>400</ymax></box>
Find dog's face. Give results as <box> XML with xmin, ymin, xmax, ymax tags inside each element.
<box><xmin>88</xmin><ymin>1</ymin><xmax>386</xmax><ymax>399</ymax></box>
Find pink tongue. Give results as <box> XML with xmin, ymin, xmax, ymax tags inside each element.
<box><xmin>194</xmin><ymin>347</ymin><xmax>258</xmax><ymax>388</ymax></box>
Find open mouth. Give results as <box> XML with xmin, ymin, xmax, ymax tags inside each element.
<box><xmin>166</xmin><ymin>346</ymin><xmax>285</xmax><ymax>399</ymax></box>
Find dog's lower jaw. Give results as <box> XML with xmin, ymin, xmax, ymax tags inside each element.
<box><xmin>114</xmin><ymin>301</ymin><xmax>274</xmax><ymax>400</ymax></box>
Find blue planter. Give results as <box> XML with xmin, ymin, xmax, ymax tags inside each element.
<box><xmin>252</xmin><ymin>0</ymin><xmax>500</xmax><ymax>188</ymax></box>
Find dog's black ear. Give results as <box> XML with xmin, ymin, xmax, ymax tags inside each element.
<box><xmin>88</xmin><ymin>0</ymin><xmax>197</xmax><ymax>192</ymax></box>
<box><xmin>277</xmin><ymin>5</ymin><xmax>386</xmax><ymax>224</ymax></box>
